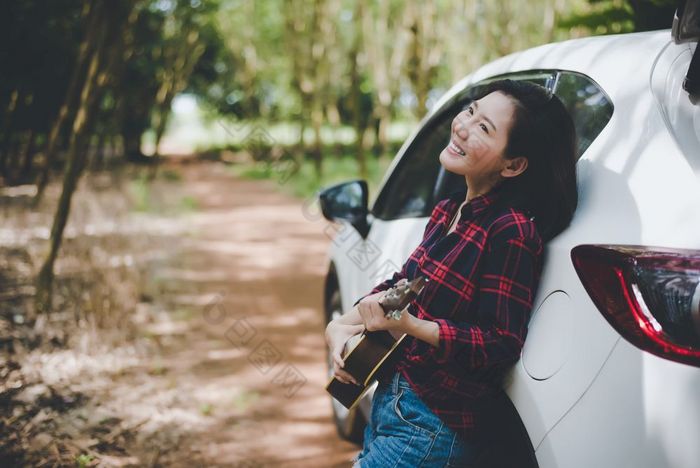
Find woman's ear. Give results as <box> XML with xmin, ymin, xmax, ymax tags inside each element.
<box><xmin>501</xmin><ymin>156</ymin><xmax>528</xmax><ymax>178</ymax></box>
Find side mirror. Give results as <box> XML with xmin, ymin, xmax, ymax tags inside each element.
<box><xmin>318</xmin><ymin>180</ymin><xmax>372</xmax><ymax>238</ymax></box>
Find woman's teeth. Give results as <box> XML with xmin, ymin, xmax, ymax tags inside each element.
<box><xmin>449</xmin><ymin>141</ymin><xmax>466</xmax><ymax>156</ymax></box>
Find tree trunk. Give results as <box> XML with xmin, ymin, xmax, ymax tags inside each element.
<box><xmin>0</xmin><ymin>89</ymin><xmax>20</xmax><ymax>178</ymax></box>
<box><xmin>296</xmin><ymin>119</ymin><xmax>306</xmax><ymax>162</ymax></box>
<box><xmin>35</xmin><ymin>0</ymin><xmax>131</xmax><ymax>315</ymax></box>
<box><xmin>310</xmin><ymin>103</ymin><xmax>324</xmax><ymax>180</ymax></box>
<box><xmin>150</xmin><ymin>32</ymin><xmax>206</xmax><ymax>179</ymax></box>
<box><xmin>34</xmin><ymin>0</ymin><xmax>101</xmax><ymax>206</ymax></box>
<box><xmin>17</xmin><ymin>128</ymin><xmax>37</xmax><ymax>183</ymax></box>
<box><xmin>4</xmin><ymin>133</ymin><xmax>23</xmax><ymax>184</ymax></box>
<box><xmin>349</xmin><ymin>0</ymin><xmax>368</xmax><ymax>180</ymax></box>
<box><xmin>94</xmin><ymin>127</ymin><xmax>111</xmax><ymax>170</ymax></box>
<box><xmin>362</xmin><ymin>0</ymin><xmax>410</xmax><ymax>157</ymax></box>
<box><xmin>373</xmin><ymin>107</ymin><xmax>390</xmax><ymax>158</ymax></box>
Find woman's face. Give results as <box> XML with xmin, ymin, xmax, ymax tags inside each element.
<box><xmin>439</xmin><ymin>91</ymin><xmax>517</xmax><ymax>190</ymax></box>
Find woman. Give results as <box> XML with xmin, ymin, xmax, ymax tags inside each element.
<box><xmin>326</xmin><ymin>79</ymin><xmax>578</xmax><ymax>467</ymax></box>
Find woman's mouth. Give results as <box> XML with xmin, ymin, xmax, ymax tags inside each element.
<box><xmin>447</xmin><ymin>140</ymin><xmax>466</xmax><ymax>156</ymax></box>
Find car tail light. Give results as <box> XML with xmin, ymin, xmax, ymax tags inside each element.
<box><xmin>571</xmin><ymin>245</ymin><xmax>700</xmax><ymax>367</ymax></box>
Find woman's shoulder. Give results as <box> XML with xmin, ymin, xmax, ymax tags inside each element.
<box><xmin>434</xmin><ymin>197</ymin><xmax>453</xmax><ymax>212</ymax></box>
<box><xmin>429</xmin><ymin>197</ymin><xmax>455</xmax><ymax>220</ymax></box>
<box><xmin>487</xmin><ymin>206</ymin><xmax>542</xmax><ymax>246</ymax></box>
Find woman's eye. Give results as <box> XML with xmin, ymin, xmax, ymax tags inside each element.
<box><xmin>467</xmin><ymin>106</ymin><xmax>474</xmax><ymax>115</ymax></box>
<box><xmin>480</xmin><ymin>123</ymin><xmax>489</xmax><ymax>134</ymax></box>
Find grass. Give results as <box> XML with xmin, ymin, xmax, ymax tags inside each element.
<box><xmin>128</xmin><ymin>174</ymin><xmax>151</xmax><ymax>212</ymax></box>
<box><xmin>75</xmin><ymin>453</ymin><xmax>94</xmax><ymax>467</ymax></box>
<box><xmin>199</xmin><ymin>403</ymin><xmax>213</xmax><ymax>416</ymax></box>
<box><xmin>178</xmin><ymin>195</ymin><xmax>198</xmax><ymax>212</ymax></box>
<box><xmin>160</xmin><ymin>168</ymin><xmax>183</xmax><ymax>182</ymax></box>
<box><xmin>127</xmin><ymin>169</ymin><xmax>199</xmax><ymax>214</ymax></box>
<box><xmin>230</xmin><ymin>153</ymin><xmax>394</xmax><ymax>201</ymax></box>
<box><xmin>232</xmin><ymin>390</ymin><xmax>259</xmax><ymax>412</ymax></box>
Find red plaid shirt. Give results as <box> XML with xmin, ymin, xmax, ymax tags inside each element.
<box><xmin>355</xmin><ymin>187</ymin><xmax>543</xmax><ymax>440</ymax></box>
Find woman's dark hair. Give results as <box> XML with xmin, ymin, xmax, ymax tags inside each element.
<box><xmin>474</xmin><ymin>79</ymin><xmax>578</xmax><ymax>241</ymax></box>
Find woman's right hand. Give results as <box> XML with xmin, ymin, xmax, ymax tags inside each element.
<box><xmin>325</xmin><ymin>318</ymin><xmax>364</xmax><ymax>385</ymax></box>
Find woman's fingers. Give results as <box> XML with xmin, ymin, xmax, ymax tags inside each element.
<box><xmin>334</xmin><ymin>363</ymin><xmax>359</xmax><ymax>385</ymax></box>
<box><xmin>371</xmin><ymin>301</ymin><xmax>386</xmax><ymax>318</ymax></box>
<box><xmin>333</xmin><ymin>347</ymin><xmax>345</xmax><ymax>369</ymax></box>
<box><xmin>360</xmin><ymin>300</ymin><xmax>389</xmax><ymax>331</ymax></box>
<box><xmin>332</xmin><ymin>348</ymin><xmax>359</xmax><ymax>385</ymax></box>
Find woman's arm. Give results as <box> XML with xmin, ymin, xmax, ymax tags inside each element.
<box><xmin>404</xmin><ymin>316</ymin><xmax>439</xmax><ymax>347</ymax></box>
<box><xmin>423</xmin><ymin>235</ymin><xmax>542</xmax><ymax>368</ymax></box>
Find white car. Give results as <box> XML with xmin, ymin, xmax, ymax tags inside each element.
<box><xmin>319</xmin><ymin>4</ymin><xmax>700</xmax><ymax>468</ymax></box>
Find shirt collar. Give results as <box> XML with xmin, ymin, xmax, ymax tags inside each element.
<box><xmin>445</xmin><ymin>185</ymin><xmax>501</xmax><ymax>220</ymax></box>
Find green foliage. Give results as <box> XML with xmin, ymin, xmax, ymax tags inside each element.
<box><xmin>233</xmin><ymin>164</ymin><xmax>275</xmax><ymax>181</ymax></box>
<box><xmin>560</xmin><ymin>0</ymin><xmax>676</xmax><ymax>35</ymax></box>
<box><xmin>178</xmin><ymin>195</ymin><xmax>199</xmax><ymax>212</ymax></box>
<box><xmin>199</xmin><ymin>403</ymin><xmax>213</xmax><ymax>416</ymax></box>
<box><xmin>6</xmin><ymin>0</ymin><xmax>676</xmax><ymax>189</ymax></box>
<box><xmin>160</xmin><ymin>168</ymin><xmax>183</xmax><ymax>181</ymax></box>
<box><xmin>188</xmin><ymin>1</ymin><xmax>288</xmax><ymax>120</ymax></box>
<box><xmin>119</xmin><ymin>0</ymin><xmax>223</xmax><ymax>158</ymax></box>
<box><xmin>232</xmin><ymin>390</ymin><xmax>259</xmax><ymax>412</ymax></box>
<box><xmin>0</xmin><ymin>0</ymin><xmax>226</xmax><ymax>174</ymax></box>
<box><xmin>127</xmin><ymin>170</ymin><xmax>198</xmax><ymax>214</ymax></box>
<box><xmin>128</xmin><ymin>175</ymin><xmax>151</xmax><ymax>212</ymax></box>
<box><xmin>75</xmin><ymin>453</ymin><xmax>94</xmax><ymax>468</ymax></box>
<box><xmin>559</xmin><ymin>3</ymin><xmax>635</xmax><ymax>34</ymax></box>
<box><xmin>0</xmin><ymin>0</ymin><xmax>84</xmax><ymax>137</ymax></box>
<box><xmin>231</xmin><ymin>151</ymin><xmax>393</xmax><ymax>200</ymax></box>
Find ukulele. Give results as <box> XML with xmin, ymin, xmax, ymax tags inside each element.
<box><xmin>325</xmin><ymin>276</ymin><xmax>428</xmax><ymax>410</ymax></box>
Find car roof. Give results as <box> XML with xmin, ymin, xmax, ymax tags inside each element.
<box><xmin>433</xmin><ymin>30</ymin><xmax>674</xmax><ymax>114</ymax></box>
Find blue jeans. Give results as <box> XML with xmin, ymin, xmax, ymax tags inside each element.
<box><xmin>353</xmin><ymin>372</ymin><xmax>487</xmax><ymax>467</ymax></box>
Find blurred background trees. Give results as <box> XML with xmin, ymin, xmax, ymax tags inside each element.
<box><xmin>0</xmin><ymin>0</ymin><xmax>678</xmax><ymax>312</ymax></box>
<box><xmin>0</xmin><ymin>0</ymin><xmax>679</xmax><ymax>187</ymax></box>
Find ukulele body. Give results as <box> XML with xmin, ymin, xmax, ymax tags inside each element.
<box><xmin>325</xmin><ymin>276</ymin><xmax>427</xmax><ymax>410</ymax></box>
<box><xmin>326</xmin><ymin>330</ymin><xmax>406</xmax><ymax>409</ymax></box>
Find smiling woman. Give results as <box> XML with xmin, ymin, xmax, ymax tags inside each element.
<box><xmin>326</xmin><ymin>79</ymin><xmax>578</xmax><ymax>467</ymax></box>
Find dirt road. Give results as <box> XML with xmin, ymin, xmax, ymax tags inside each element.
<box><xmin>134</xmin><ymin>162</ymin><xmax>360</xmax><ymax>466</ymax></box>
<box><xmin>2</xmin><ymin>160</ymin><xmax>361</xmax><ymax>466</ymax></box>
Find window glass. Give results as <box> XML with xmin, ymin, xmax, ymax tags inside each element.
<box><xmin>552</xmin><ymin>72</ymin><xmax>614</xmax><ymax>158</ymax></box>
<box><xmin>370</xmin><ymin>108</ymin><xmax>456</xmax><ymax>220</ymax></box>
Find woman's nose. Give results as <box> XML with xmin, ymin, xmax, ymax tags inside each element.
<box><xmin>455</xmin><ymin>118</ymin><xmax>469</xmax><ymax>139</ymax></box>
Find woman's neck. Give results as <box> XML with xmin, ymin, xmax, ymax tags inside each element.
<box><xmin>464</xmin><ymin>176</ymin><xmax>500</xmax><ymax>203</ymax></box>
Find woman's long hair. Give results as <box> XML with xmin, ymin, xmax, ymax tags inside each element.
<box><xmin>476</xmin><ymin>79</ymin><xmax>578</xmax><ymax>242</ymax></box>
